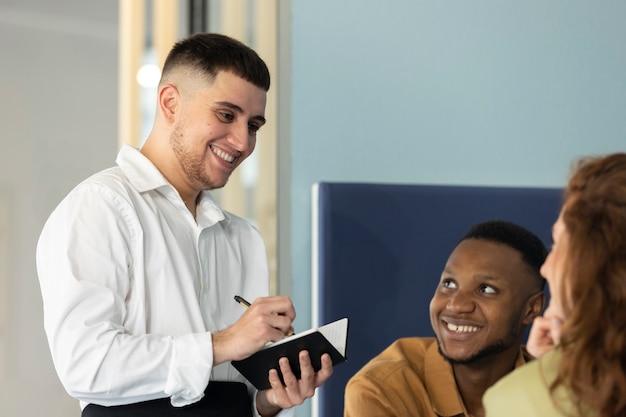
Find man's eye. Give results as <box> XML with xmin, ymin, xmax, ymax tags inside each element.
<box><xmin>248</xmin><ymin>123</ymin><xmax>261</xmax><ymax>134</ymax></box>
<box><xmin>442</xmin><ymin>279</ymin><xmax>457</xmax><ymax>289</ymax></box>
<box><xmin>217</xmin><ymin>111</ymin><xmax>234</xmax><ymax>122</ymax></box>
<box><xmin>480</xmin><ymin>285</ymin><xmax>497</xmax><ymax>294</ymax></box>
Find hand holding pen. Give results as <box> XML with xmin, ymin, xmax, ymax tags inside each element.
<box><xmin>235</xmin><ymin>295</ymin><xmax>295</xmax><ymax>337</ymax></box>
<box><xmin>212</xmin><ymin>295</ymin><xmax>297</xmax><ymax>365</ymax></box>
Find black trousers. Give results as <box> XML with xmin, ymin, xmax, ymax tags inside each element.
<box><xmin>82</xmin><ymin>382</ymin><xmax>252</xmax><ymax>417</ymax></box>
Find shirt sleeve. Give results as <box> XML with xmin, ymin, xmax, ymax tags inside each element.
<box><xmin>165</xmin><ymin>333</ymin><xmax>215</xmax><ymax>406</ymax></box>
<box><xmin>36</xmin><ymin>183</ymin><xmax>214</xmax><ymax>406</ymax></box>
<box><xmin>344</xmin><ymin>374</ymin><xmax>400</xmax><ymax>417</ymax></box>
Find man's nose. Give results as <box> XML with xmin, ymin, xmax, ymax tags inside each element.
<box><xmin>446</xmin><ymin>291</ymin><xmax>475</xmax><ymax>313</ymax></box>
<box><xmin>228</xmin><ymin>122</ymin><xmax>253</xmax><ymax>151</ymax></box>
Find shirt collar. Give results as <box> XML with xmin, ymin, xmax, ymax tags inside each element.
<box><xmin>196</xmin><ymin>190</ymin><xmax>229</xmax><ymax>228</ymax></box>
<box><xmin>116</xmin><ymin>144</ymin><xmax>170</xmax><ymax>192</ymax></box>
<box><xmin>425</xmin><ymin>342</ymin><xmax>533</xmax><ymax>417</ymax></box>
<box><xmin>116</xmin><ymin>145</ymin><xmax>230</xmax><ymax>227</ymax></box>
<box><xmin>425</xmin><ymin>342</ymin><xmax>466</xmax><ymax>417</ymax></box>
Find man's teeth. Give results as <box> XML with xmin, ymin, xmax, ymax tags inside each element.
<box><xmin>213</xmin><ymin>148</ymin><xmax>235</xmax><ymax>163</ymax></box>
<box><xmin>446</xmin><ymin>323</ymin><xmax>479</xmax><ymax>333</ymax></box>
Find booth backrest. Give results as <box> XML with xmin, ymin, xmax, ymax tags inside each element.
<box><xmin>311</xmin><ymin>182</ymin><xmax>562</xmax><ymax>417</ymax></box>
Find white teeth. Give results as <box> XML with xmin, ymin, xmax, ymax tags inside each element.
<box><xmin>212</xmin><ymin>148</ymin><xmax>235</xmax><ymax>163</ymax></box>
<box><xmin>446</xmin><ymin>323</ymin><xmax>479</xmax><ymax>333</ymax></box>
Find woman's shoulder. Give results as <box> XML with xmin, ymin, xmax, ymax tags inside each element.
<box><xmin>483</xmin><ymin>349</ymin><xmax>562</xmax><ymax>417</ymax></box>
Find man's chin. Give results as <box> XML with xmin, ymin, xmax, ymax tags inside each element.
<box><xmin>438</xmin><ymin>342</ymin><xmax>512</xmax><ymax>365</ymax></box>
<box><xmin>201</xmin><ymin>176</ymin><xmax>228</xmax><ymax>191</ymax></box>
<box><xmin>441</xmin><ymin>353</ymin><xmax>477</xmax><ymax>365</ymax></box>
<box><xmin>438</xmin><ymin>347</ymin><xmax>474</xmax><ymax>365</ymax></box>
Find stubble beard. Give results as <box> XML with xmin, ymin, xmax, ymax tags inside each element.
<box><xmin>437</xmin><ymin>324</ymin><xmax>519</xmax><ymax>365</ymax></box>
<box><xmin>170</xmin><ymin>125</ymin><xmax>228</xmax><ymax>191</ymax></box>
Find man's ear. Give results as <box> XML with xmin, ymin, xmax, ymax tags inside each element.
<box><xmin>523</xmin><ymin>291</ymin><xmax>546</xmax><ymax>325</ymax></box>
<box><xmin>158</xmin><ymin>84</ymin><xmax>180</xmax><ymax>123</ymax></box>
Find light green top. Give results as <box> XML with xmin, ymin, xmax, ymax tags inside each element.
<box><xmin>483</xmin><ymin>349</ymin><xmax>591</xmax><ymax>417</ymax></box>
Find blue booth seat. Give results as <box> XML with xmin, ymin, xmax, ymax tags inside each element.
<box><xmin>311</xmin><ymin>182</ymin><xmax>562</xmax><ymax>417</ymax></box>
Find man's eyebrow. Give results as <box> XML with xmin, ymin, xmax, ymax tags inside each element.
<box><xmin>474</xmin><ymin>273</ymin><xmax>501</xmax><ymax>283</ymax></box>
<box><xmin>215</xmin><ymin>101</ymin><xmax>266</xmax><ymax>124</ymax></box>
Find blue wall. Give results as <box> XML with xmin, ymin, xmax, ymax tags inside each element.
<box><xmin>288</xmin><ymin>1</ymin><xmax>625</xmax><ymax>414</ymax></box>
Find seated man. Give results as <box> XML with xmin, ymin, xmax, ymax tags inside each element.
<box><xmin>344</xmin><ymin>220</ymin><xmax>547</xmax><ymax>417</ymax></box>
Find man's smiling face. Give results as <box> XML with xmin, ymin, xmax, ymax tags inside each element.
<box><xmin>169</xmin><ymin>70</ymin><xmax>267</xmax><ymax>192</ymax></box>
<box><xmin>429</xmin><ymin>238</ymin><xmax>538</xmax><ymax>365</ymax></box>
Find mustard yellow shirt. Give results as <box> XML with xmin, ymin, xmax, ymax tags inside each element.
<box><xmin>344</xmin><ymin>337</ymin><xmax>531</xmax><ymax>417</ymax></box>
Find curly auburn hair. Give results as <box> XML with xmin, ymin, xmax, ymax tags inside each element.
<box><xmin>555</xmin><ymin>152</ymin><xmax>626</xmax><ymax>417</ymax></box>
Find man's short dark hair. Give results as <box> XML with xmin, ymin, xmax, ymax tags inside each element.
<box><xmin>460</xmin><ymin>220</ymin><xmax>547</xmax><ymax>291</ymax></box>
<box><xmin>161</xmin><ymin>32</ymin><xmax>271</xmax><ymax>91</ymax></box>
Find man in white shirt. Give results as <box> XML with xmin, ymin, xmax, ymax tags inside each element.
<box><xmin>36</xmin><ymin>32</ymin><xmax>332</xmax><ymax>417</ymax></box>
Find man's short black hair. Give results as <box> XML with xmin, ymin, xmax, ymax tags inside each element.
<box><xmin>161</xmin><ymin>32</ymin><xmax>271</xmax><ymax>91</ymax></box>
<box><xmin>460</xmin><ymin>220</ymin><xmax>547</xmax><ymax>291</ymax></box>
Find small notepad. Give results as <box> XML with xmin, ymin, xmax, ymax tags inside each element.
<box><xmin>232</xmin><ymin>317</ymin><xmax>349</xmax><ymax>390</ymax></box>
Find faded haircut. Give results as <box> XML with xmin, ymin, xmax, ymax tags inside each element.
<box><xmin>460</xmin><ymin>220</ymin><xmax>547</xmax><ymax>291</ymax></box>
<box><xmin>160</xmin><ymin>32</ymin><xmax>270</xmax><ymax>91</ymax></box>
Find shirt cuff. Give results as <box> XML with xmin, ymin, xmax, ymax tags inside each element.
<box><xmin>164</xmin><ymin>332</ymin><xmax>214</xmax><ymax>406</ymax></box>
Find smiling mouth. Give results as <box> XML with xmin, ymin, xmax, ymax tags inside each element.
<box><xmin>445</xmin><ymin>322</ymin><xmax>479</xmax><ymax>333</ymax></box>
<box><xmin>211</xmin><ymin>146</ymin><xmax>235</xmax><ymax>163</ymax></box>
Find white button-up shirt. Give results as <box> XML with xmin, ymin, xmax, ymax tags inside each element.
<box><xmin>37</xmin><ymin>145</ymin><xmax>292</xmax><ymax>416</ymax></box>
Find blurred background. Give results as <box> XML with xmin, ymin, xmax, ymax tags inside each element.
<box><xmin>1</xmin><ymin>1</ymin><xmax>624</xmax><ymax>416</ymax></box>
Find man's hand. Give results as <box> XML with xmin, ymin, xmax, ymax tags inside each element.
<box><xmin>256</xmin><ymin>350</ymin><xmax>333</xmax><ymax>417</ymax></box>
<box><xmin>526</xmin><ymin>304</ymin><xmax>563</xmax><ymax>358</ymax></box>
<box><xmin>213</xmin><ymin>296</ymin><xmax>296</xmax><ymax>365</ymax></box>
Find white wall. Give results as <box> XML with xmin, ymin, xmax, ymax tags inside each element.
<box><xmin>0</xmin><ymin>1</ymin><xmax>118</xmax><ymax>415</ymax></box>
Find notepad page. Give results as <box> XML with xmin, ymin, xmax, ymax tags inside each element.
<box><xmin>264</xmin><ymin>326</ymin><xmax>317</xmax><ymax>348</ymax></box>
<box><xmin>318</xmin><ymin>318</ymin><xmax>348</xmax><ymax>356</ymax></box>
